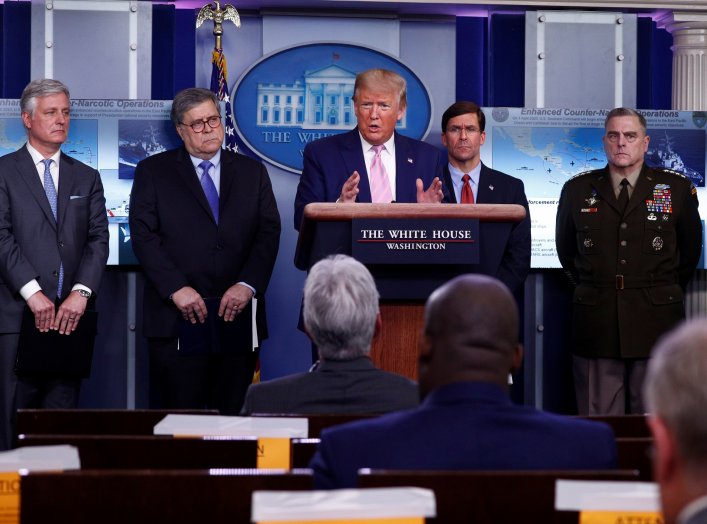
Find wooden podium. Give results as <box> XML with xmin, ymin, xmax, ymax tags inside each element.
<box><xmin>295</xmin><ymin>203</ymin><xmax>526</xmax><ymax>380</ymax></box>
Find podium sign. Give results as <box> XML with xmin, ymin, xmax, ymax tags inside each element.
<box><xmin>296</xmin><ymin>203</ymin><xmax>526</xmax><ymax>378</ymax></box>
<box><xmin>352</xmin><ymin>218</ymin><xmax>479</xmax><ymax>265</ymax></box>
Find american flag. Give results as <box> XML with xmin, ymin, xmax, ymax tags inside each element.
<box><xmin>210</xmin><ymin>48</ymin><xmax>238</xmax><ymax>153</ymax></box>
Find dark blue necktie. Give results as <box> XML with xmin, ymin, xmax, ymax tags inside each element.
<box><xmin>199</xmin><ymin>160</ymin><xmax>219</xmax><ymax>224</ymax></box>
<box><xmin>42</xmin><ymin>159</ymin><xmax>64</xmax><ymax>297</ymax></box>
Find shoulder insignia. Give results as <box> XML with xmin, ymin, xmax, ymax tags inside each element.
<box><xmin>564</xmin><ymin>170</ymin><xmax>600</xmax><ymax>187</ymax></box>
<box><xmin>652</xmin><ymin>167</ymin><xmax>688</xmax><ymax>180</ymax></box>
<box><xmin>570</xmin><ymin>170</ymin><xmax>595</xmax><ymax>180</ymax></box>
<box><xmin>561</xmin><ymin>170</ymin><xmax>600</xmax><ymax>189</ymax></box>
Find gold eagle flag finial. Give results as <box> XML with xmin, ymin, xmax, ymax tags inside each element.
<box><xmin>196</xmin><ymin>2</ymin><xmax>241</xmax><ymax>49</ymax></box>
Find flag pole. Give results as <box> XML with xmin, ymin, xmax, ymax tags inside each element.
<box><xmin>196</xmin><ymin>1</ymin><xmax>241</xmax><ymax>153</ymax></box>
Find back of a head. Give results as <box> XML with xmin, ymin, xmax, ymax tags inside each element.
<box><xmin>645</xmin><ymin>319</ymin><xmax>707</xmax><ymax>480</ymax></box>
<box><xmin>420</xmin><ymin>274</ymin><xmax>520</xmax><ymax>393</ymax></box>
<box><xmin>303</xmin><ymin>255</ymin><xmax>379</xmax><ymax>361</ymax></box>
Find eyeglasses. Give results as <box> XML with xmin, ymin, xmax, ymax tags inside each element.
<box><xmin>605</xmin><ymin>131</ymin><xmax>643</xmax><ymax>143</ymax></box>
<box><xmin>180</xmin><ymin>115</ymin><xmax>221</xmax><ymax>133</ymax></box>
<box><xmin>446</xmin><ymin>125</ymin><xmax>481</xmax><ymax>136</ymax></box>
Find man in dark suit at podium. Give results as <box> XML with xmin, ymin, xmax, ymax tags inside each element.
<box><xmin>130</xmin><ymin>88</ymin><xmax>281</xmax><ymax>414</ymax></box>
<box><xmin>309</xmin><ymin>274</ymin><xmax>617</xmax><ymax>489</ymax></box>
<box><xmin>440</xmin><ymin>101</ymin><xmax>531</xmax><ymax>296</ymax></box>
<box><xmin>294</xmin><ymin>68</ymin><xmax>444</xmax><ymax>231</ymax></box>
<box><xmin>240</xmin><ymin>254</ymin><xmax>418</xmax><ymax>415</ymax></box>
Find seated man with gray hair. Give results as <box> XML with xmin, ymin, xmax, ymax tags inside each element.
<box><xmin>644</xmin><ymin>320</ymin><xmax>707</xmax><ymax>524</ymax></box>
<box><xmin>240</xmin><ymin>254</ymin><xmax>418</xmax><ymax>415</ymax></box>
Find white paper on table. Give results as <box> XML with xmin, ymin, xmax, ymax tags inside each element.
<box><xmin>0</xmin><ymin>445</ymin><xmax>80</xmax><ymax>472</ymax></box>
<box><xmin>252</xmin><ymin>487</ymin><xmax>436</xmax><ymax>521</ymax></box>
<box><xmin>153</xmin><ymin>414</ymin><xmax>308</xmax><ymax>438</ymax></box>
<box><xmin>555</xmin><ymin>480</ymin><xmax>660</xmax><ymax>511</ymax></box>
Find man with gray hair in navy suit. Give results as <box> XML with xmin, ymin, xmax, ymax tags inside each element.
<box><xmin>240</xmin><ymin>254</ymin><xmax>418</xmax><ymax>415</ymax></box>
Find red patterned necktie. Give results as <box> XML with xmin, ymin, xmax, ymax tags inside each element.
<box><xmin>461</xmin><ymin>173</ymin><xmax>474</xmax><ymax>204</ymax></box>
<box><xmin>369</xmin><ymin>145</ymin><xmax>393</xmax><ymax>203</ymax></box>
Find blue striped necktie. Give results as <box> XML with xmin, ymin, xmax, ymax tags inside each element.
<box><xmin>42</xmin><ymin>159</ymin><xmax>64</xmax><ymax>297</ymax></box>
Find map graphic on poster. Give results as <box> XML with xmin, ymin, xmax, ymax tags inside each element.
<box><xmin>492</xmin><ymin>127</ymin><xmax>607</xmax><ymax>197</ymax></box>
<box><xmin>482</xmin><ymin>108</ymin><xmax>707</xmax><ymax>268</ymax></box>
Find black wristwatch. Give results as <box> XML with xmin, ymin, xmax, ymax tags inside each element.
<box><xmin>75</xmin><ymin>289</ymin><xmax>91</xmax><ymax>298</ymax></box>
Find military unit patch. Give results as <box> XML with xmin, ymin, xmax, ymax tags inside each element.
<box><xmin>584</xmin><ymin>191</ymin><xmax>599</xmax><ymax>206</ymax></box>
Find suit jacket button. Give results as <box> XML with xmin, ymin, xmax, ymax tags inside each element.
<box><xmin>216</xmin><ymin>243</ymin><xmax>223</xmax><ymax>250</ymax></box>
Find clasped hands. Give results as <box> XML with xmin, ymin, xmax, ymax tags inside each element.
<box><xmin>27</xmin><ymin>290</ymin><xmax>87</xmax><ymax>335</ymax></box>
<box><xmin>338</xmin><ymin>171</ymin><xmax>444</xmax><ymax>203</ymax></box>
<box><xmin>172</xmin><ymin>283</ymin><xmax>253</xmax><ymax>324</ymax></box>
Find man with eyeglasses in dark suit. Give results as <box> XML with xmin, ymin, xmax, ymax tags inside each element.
<box><xmin>130</xmin><ymin>87</ymin><xmax>281</xmax><ymax>414</ymax></box>
<box><xmin>556</xmin><ymin>107</ymin><xmax>702</xmax><ymax>415</ymax></box>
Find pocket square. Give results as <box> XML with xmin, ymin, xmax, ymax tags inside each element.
<box><xmin>69</xmin><ymin>195</ymin><xmax>86</xmax><ymax>200</ymax></box>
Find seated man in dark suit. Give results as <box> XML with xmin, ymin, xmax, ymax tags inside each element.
<box><xmin>644</xmin><ymin>320</ymin><xmax>707</xmax><ymax>524</ymax></box>
<box><xmin>309</xmin><ymin>274</ymin><xmax>617</xmax><ymax>489</ymax></box>
<box><xmin>240</xmin><ymin>254</ymin><xmax>418</xmax><ymax>415</ymax></box>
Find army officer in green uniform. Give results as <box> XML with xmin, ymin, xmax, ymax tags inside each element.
<box><xmin>556</xmin><ymin>107</ymin><xmax>702</xmax><ymax>416</ymax></box>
